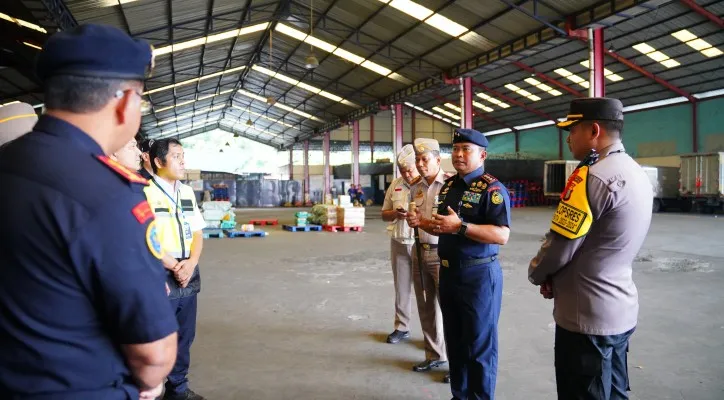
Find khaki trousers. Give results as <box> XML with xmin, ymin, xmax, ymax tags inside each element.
<box><xmin>390</xmin><ymin>240</ymin><xmax>414</xmax><ymax>332</ymax></box>
<box><xmin>412</xmin><ymin>246</ymin><xmax>447</xmax><ymax>361</ymax></box>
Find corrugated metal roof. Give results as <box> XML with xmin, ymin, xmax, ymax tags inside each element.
<box><xmin>1</xmin><ymin>0</ymin><xmax>722</xmax><ymax>147</ymax></box>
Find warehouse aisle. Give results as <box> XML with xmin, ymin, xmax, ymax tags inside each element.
<box><xmin>188</xmin><ymin>206</ymin><xmax>724</xmax><ymax>400</ymax></box>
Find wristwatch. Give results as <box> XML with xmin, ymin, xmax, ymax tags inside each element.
<box><xmin>457</xmin><ymin>221</ymin><xmax>468</xmax><ymax>237</ymax></box>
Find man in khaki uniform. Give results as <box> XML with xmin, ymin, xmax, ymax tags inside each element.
<box><xmin>381</xmin><ymin>144</ymin><xmax>421</xmax><ymax>344</ymax></box>
<box><xmin>529</xmin><ymin>97</ymin><xmax>653</xmax><ymax>399</ymax></box>
<box><xmin>407</xmin><ymin>138</ymin><xmax>449</xmax><ymax>374</ymax></box>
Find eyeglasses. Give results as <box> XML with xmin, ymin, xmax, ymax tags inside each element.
<box><xmin>115</xmin><ymin>89</ymin><xmax>152</xmax><ymax>116</ymax></box>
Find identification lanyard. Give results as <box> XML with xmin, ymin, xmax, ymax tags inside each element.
<box><xmin>152</xmin><ymin>178</ymin><xmax>194</xmax><ymax>244</ymax></box>
<box><xmin>152</xmin><ymin>178</ymin><xmax>181</xmax><ymax>211</ymax></box>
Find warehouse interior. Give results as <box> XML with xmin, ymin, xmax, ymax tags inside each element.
<box><xmin>2</xmin><ymin>0</ymin><xmax>724</xmax><ymax>399</ymax></box>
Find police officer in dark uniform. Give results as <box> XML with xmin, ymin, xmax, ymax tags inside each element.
<box><xmin>430</xmin><ymin>128</ymin><xmax>511</xmax><ymax>400</ymax></box>
<box><xmin>0</xmin><ymin>24</ymin><xmax>178</xmax><ymax>399</ymax></box>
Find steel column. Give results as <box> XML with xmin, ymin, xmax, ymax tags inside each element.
<box><xmin>303</xmin><ymin>140</ymin><xmax>310</xmax><ymax>204</ymax></box>
<box><xmin>289</xmin><ymin>149</ymin><xmax>294</xmax><ymax>180</ymax></box>
<box><xmin>680</xmin><ymin>0</ymin><xmax>724</xmax><ymax>29</ymax></box>
<box><xmin>392</xmin><ymin>103</ymin><xmax>404</xmax><ymax>178</ymax></box>
<box><xmin>352</xmin><ymin>120</ymin><xmax>360</xmax><ymax>186</ymax></box>
<box><xmin>323</xmin><ymin>131</ymin><xmax>331</xmax><ymax>203</ymax></box>
<box><xmin>592</xmin><ymin>28</ymin><xmax>605</xmax><ymax>97</ymax></box>
<box><xmin>370</xmin><ymin>115</ymin><xmax>375</xmax><ymax>163</ymax></box>
<box><xmin>461</xmin><ymin>77</ymin><xmax>474</xmax><ymax>129</ymax></box>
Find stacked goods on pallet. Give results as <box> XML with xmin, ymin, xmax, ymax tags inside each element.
<box><xmin>336</xmin><ymin>195</ymin><xmax>352</xmax><ymax>207</ymax></box>
<box><xmin>202</xmin><ymin>201</ymin><xmax>235</xmax><ymax>229</ymax></box>
<box><xmin>502</xmin><ymin>180</ymin><xmax>545</xmax><ymax>208</ymax></box>
<box><xmin>295</xmin><ymin>211</ymin><xmax>309</xmax><ymax>226</ymax></box>
<box><xmin>337</xmin><ymin>206</ymin><xmax>365</xmax><ymax>227</ymax></box>
<box><xmin>308</xmin><ymin>204</ymin><xmax>337</xmax><ymax>225</ymax></box>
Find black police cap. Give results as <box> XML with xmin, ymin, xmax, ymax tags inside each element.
<box><xmin>557</xmin><ymin>97</ymin><xmax>624</xmax><ymax>131</ymax></box>
<box><xmin>453</xmin><ymin>128</ymin><xmax>489</xmax><ymax>148</ymax></box>
<box><xmin>36</xmin><ymin>23</ymin><xmax>154</xmax><ymax>83</ymax></box>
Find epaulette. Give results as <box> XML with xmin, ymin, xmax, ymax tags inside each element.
<box><xmin>97</xmin><ymin>155</ymin><xmax>149</xmax><ymax>185</ymax></box>
<box><xmin>482</xmin><ymin>173</ymin><xmax>498</xmax><ymax>184</ymax></box>
<box><xmin>409</xmin><ymin>175</ymin><xmax>422</xmax><ymax>185</ymax></box>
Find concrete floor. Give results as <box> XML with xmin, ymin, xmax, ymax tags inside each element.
<box><xmin>188</xmin><ymin>206</ymin><xmax>724</xmax><ymax>400</ymax></box>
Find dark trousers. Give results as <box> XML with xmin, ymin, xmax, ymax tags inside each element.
<box><xmin>439</xmin><ymin>262</ymin><xmax>503</xmax><ymax>400</ymax></box>
<box><xmin>555</xmin><ymin>325</ymin><xmax>635</xmax><ymax>400</ymax></box>
<box><xmin>165</xmin><ymin>294</ymin><xmax>198</xmax><ymax>395</ymax></box>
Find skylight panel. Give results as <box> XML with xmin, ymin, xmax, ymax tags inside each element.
<box><xmin>425</xmin><ymin>14</ymin><xmax>467</xmax><ymax>37</ymax></box>
<box><xmin>0</xmin><ymin>12</ymin><xmax>47</xmax><ymax>33</ymax></box>
<box><xmin>553</xmin><ymin>68</ymin><xmax>589</xmax><ymax>89</ymax></box>
<box><xmin>144</xmin><ymin>66</ymin><xmax>245</xmax><ymax>95</ymax></box>
<box><xmin>476</xmin><ymin>93</ymin><xmax>510</xmax><ymax>109</ymax></box>
<box><xmin>388</xmin><ymin>0</ymin><xmax>433</xmax><ymax>20</ymax></box>
<box><xmin>671</xmin><ymin>29</ymin><xmax>723</xmax><ymax>58</ymax></box>
<box><xmin>632</xmin><ymin>42</ymin><xmax>680</xmax><ymax>68</ymax></box>
<box><xmin>504</xmin><ymin>83</ymin><xmax>541</xmax><ymax>102</ymax></box>
<box><xmin>472</xmin><ymin>101</ymin><xmax>493</xmax><ymax>112</ymax></box>
<box><xmin>153</xmin><ymin>22</ymin><xmax>269</xmax><ymax>56</ymax></box>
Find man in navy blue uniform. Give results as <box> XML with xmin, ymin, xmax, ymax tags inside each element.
<box><xmin>0</xmin><ymin>24</ymin><xmax>179</xmax><ymax>399</ymax></box>
<box><xmin>429</xmin><ymin>129</ymin><xmax>511</xmax><ymax>400</ymax></box>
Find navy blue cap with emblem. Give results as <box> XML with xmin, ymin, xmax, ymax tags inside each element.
<box><xmin>35</xmin><ymin>23</ymin><xmax>154</xmax><ymax>83</ymax></box>
<box><xmin>453</xmin><ymin>128</ymin><xmax>489</xmax><ymax>148</ymax></box>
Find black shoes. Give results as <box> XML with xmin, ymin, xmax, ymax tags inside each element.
<box><xmin>163</xmin><ymin>389</ymin><xmax>206</xmax><ymax>400</ymax></box>
<box><xmin>412</xmin><ymin>359</ymin><xmax>447</xmax><ymax>372</ymax></box>
<box><xmin>386</xmin><ymin>329</ymin><xmax>410</xmax><ymax>344</ymax></box>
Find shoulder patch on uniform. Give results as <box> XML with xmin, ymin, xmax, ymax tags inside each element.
<box><xmin>97</xmin><ymin>155</ymin><xmax>149</xmax><ymax>185</ymax></box>
<box><xmin>491</xmin><ymin>191</ymin><xmax>503</xmax><ymax>205</ymax></box>
<box><xmin>146</xmin><ymin>220</ymin><xmax>163</xmax><ymax>259</ymax></box>
<box><xmin>482</xmin><ymin>173</ymin><xmax>498</xmax><ymax>184</ymax></box>
<box><xmin>132</xmin><ymin>200</ymin><xmax>154</xmax><ymax>224</ymax></box>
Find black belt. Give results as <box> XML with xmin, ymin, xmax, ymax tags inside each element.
<box><xmin>441</xmin><ymin>255</ymin><xmax>497</xmax><ymax>268</ymax></box>
<box><xmin>419</xmin><ymin>243</ymin><xmax>438</xmax><ymax>250</ymax></box>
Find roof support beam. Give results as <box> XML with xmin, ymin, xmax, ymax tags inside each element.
<box><xmin>510</xmin><ymin>61</ymin><xmax>584</xmax><ymax>97</ymax></box>
<box><xmin>679</xmin><ymin>0</ymin><xmax>724</xmax><ymax>29</ymax></box>
<box><xmin>37</xmin><ymin>0</ymin><xmax>77</xmax><ymax>31</ymax></box>
<box><xmin>497</xmin><ymin>0</ymin><xmax>567</xmax><ymax>36</ymax></box>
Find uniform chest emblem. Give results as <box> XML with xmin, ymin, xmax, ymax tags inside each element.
<box><xmin>491</xmin><ymin>191</ymin><xmax>504</xmax><ymax>205</ymax></box>
<box><xmin>441</xmin><ymin>187</ymin><xmax>449</xmax><ymax>195</ymax></box>
<box><xmin>416</xmin><ymin>189</ymin><xmax>424</xmax><ymax>198</ymax></box>
<box><xmin>461</xmin><ymin>191</ymin><xmax>482</xmax><ymax>204</ymax></box>
<box><xmin>462</xmin><ymin>203</ymin><xmax>473</xmax><ymax>208</ymax></box>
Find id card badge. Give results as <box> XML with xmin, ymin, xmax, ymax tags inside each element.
<box><xmin>183</xmin><ymin>221</ymin><xmax>193</xmax><ymax>240</ymax></box>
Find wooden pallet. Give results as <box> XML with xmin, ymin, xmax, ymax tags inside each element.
<box><xmin>225</xmin><ymin>230</ymin><xmax>268</xmax><ymax>238</ymax></box>
<box><xmin>202</xmin><ymin>228</ymin><xmax>225</xmax><ymax>239</ymax></box>
<box><xmin>282</xmin><ymin>224</ymin><xmax>322</xmax><ymax>232</ymax></box>
<box><xmin>248</xmin><ymin>219</ymin><xmax>279</xmax><ymax>226</ymax></box>
<box><xmin>322</xmin><ymin>225</ymin><xmax>363</xmax><ymax>233</ymax></box>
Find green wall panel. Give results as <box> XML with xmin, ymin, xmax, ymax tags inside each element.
<box><xmin>484</xmin><ymin>97</ymin><xmax>724</xmax><ymax>159</ymax></box>
<box><xmin>698</xmin><ymin>97</ymin><xmax>724</xmax><ymax>152</ymax></box>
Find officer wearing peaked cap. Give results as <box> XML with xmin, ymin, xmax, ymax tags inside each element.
<box><xmin>0</xmin><ymin>24</ymin><xmax>179</xmax><ymax>400</ymax></box>
<box><xmin>431</xmin><ymin>128</ymin><xmax>511</xmax><ymax>399</ymax></box>
<box><xmin>529</xmin><ymin>98</ymin><xmax>653</xmax><ymax>399</ymax></box>
<box><xmin>381</xmin><ymin>144</ymin><xmax>421</xmax><ymax>345</ymax></box>
<box><xmin>405</xmin><ymin>137</ymin><xmax>449</xmax><ymax>376</ymax></box>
